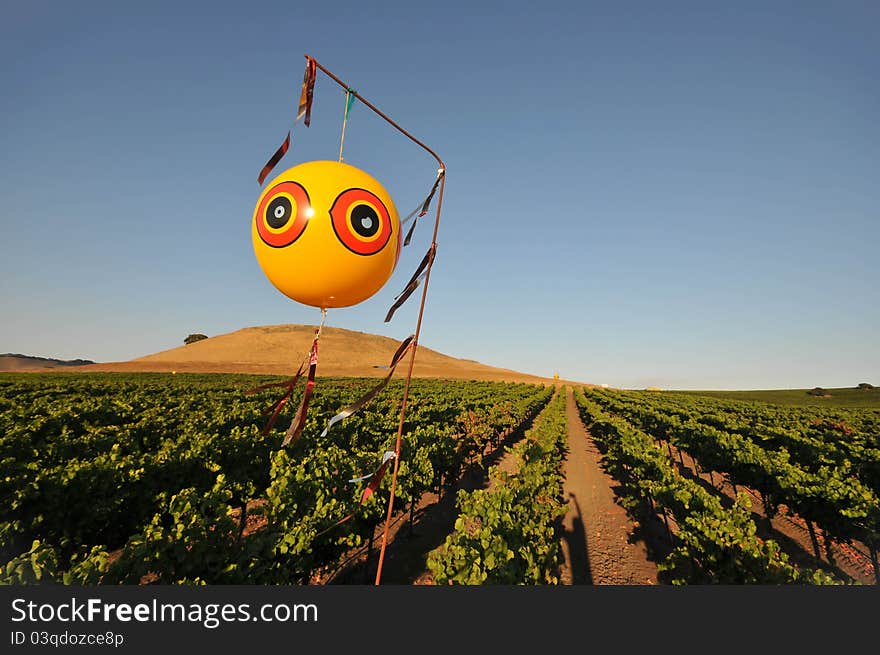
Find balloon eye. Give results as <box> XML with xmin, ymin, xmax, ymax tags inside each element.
<box><xmin>351</xmin><ymin>204</ymin><xmax>380</xmax><ymax>237</ymax></box>
<box><xmin>256</xmin><ymin>181</ymin><xmax>311</xmax><ymax>248</ymax></box>
<box><xmin>330</xmin><ymin>188</ymin><xmax>392</xmax><ymax>256</ymax></box>
<box><xmin>268</xmin><ymin>197</ymin><xmax>292</xmax><ymax>228</ymax></box>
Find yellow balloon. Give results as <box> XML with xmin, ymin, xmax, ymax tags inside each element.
<box><xmin>252</xmin><ymin>160</ymin><xmax>401</xmax><ymax>309</ymax></box>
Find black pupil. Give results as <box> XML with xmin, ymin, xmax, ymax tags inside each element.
<box><xmin>266</xmin><ymin>197</ymin><xmax>292</xmax><ymax>229</ymax></box>
<box><xmin>351</xmin><ymin>204</ymin><xmax>379</xmax><ymax>237</ymax></box>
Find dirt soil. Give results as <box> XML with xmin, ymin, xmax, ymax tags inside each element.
<box><xmin>558</xmin><ymin>387</ymin><xmax>660</xmax><ymax>585</ymax></box>
<box><xmin>330</xmin><ymin>389</ymin><xmax>668</xmax><ymax>586</ymax></box>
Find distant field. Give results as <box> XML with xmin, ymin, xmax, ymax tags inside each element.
<box><xmin>670</xmin><ymin>387</ymin><xmax>880</xmax><ymax>409</ymax></box>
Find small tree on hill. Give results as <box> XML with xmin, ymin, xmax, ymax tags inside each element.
<box><xmin>857</xmin><ymin>382</ymin><xmax>875</xmax><ymax>390</ymax></box>
<box><xmin>184</xmin><ymin>333</ymin><xmax>208</xmax><ymax>345</ymax></box>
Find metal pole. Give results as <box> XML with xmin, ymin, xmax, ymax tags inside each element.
<box><xmin>309</xmin><ymin>56</ymin><xmax>446</xmax><ymax>170</ymax></box>
<box><xmin>305</xmin><ymin>55</ymin><xmax>446</xmax><ymax>585</ymax></box>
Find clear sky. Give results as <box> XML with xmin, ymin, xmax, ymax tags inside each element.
<box><xmin>2</xmin><ymin>1</ymin><xmax>877</xmax><ymax>389</ymax></box>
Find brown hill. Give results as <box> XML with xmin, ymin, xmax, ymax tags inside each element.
<box><xmin>0</xmin><ymin>354</ymin><xmax>95</xmax><ymax>372</ymax></box>
<box><xmin>80</xmin><ymin>325</ymin><xmax>561</xmax><ymax>384</ymax></box>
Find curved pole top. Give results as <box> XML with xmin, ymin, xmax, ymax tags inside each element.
<box><xmin>305</xmin><ymin>54</ymin><xmax>446</xmax><ymax>172</ymax></box>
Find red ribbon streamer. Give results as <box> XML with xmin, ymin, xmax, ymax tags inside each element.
<box><xmin>299</xmin><ymin>57</ymin><xmax>317</xmax><ymax>127</ymax></box>
<box><xmin>320</xmin><ymin>335</ymin><xmax>415</xmax><ymax>437</ymax></box>
<box><xmin>361</xmin><ymin>455</ymin><xmax>395</xmax><ymax>503</ymax></box>
<box><xmin>403</xmin><ymin>171</ymin><xmax>444</xmax><ymax>247</ymax></box>
<box><xmin>282</xmin><ymin>330</ymin><xmax>320</xmax><ymax>447</ymax></box>
<box><xmin>257</xmin><ymin>57</ymin><xmax>318</xmax><ymax>186</ymax></box>
<box><xmin>257</xmin><ymin>132</ymin><xmax>290</xmax><ymax>186</ymax></box>
<box><xmin>313</xmin><ymin>450</ymin><xmax>398</xmax><ymax>538</ymax></box>
<box><xmin>245</xmin><ymin>364</ymin><xmax>305</xmax><ymax>436</ymax></box>
<box><xmin>384</xmin><ymin>244</ymin><xmax>436</xmax><ymax>323</ymax></box>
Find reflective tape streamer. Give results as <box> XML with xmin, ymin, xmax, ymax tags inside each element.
<box><xmin>257</xmin><ymin>57</ymin><xmax>317</xmax><ymax>185</ymax></box>
<box><xmin>320</xmin><ymin>335</ymin><xmax>416</xmax><ymax>437</ymax></box>
<box><xmin>313</xmin><ymin>450</ymin><xmax>397</xmax><ymax>538</ymax></box>
<box><xmin>245</xmin><ymin>364</ymin><xmax>305</xmax><ymax>436</ymax></box>
<box><xmin>384</xmin><ymin>244</ymin><xmax>436</xmax><ymax>323</ymax></box>
<box><xmin>361</xmin><ymin>451</ymin><xmax>397</xmax><ymax>503</ymax></box>
<box><xmin>349</xmin><ymin>451</ymin><xmax>396</xmax><ymax>483</ymax></box>
<box><xmin>298</xmin><ymin>56</ymin><xmax>318</xmax><ymax>126</ymax></box>
<box><xmin>282</xmin><ymin>328</ymin><xmax>320</xmax><ymax>447</ymax></box>
<box><xmin>402</xmin><ymin>169</ymin><xmax>444</xmax><ymax>247</ymax></box>
<box><xmin>257</xmin><ymin>132</ymin><xmax>291</xmax><ymax>186</ymax></box>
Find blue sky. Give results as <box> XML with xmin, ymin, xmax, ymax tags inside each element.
<box><xmin>1</xmin><ymin>1</ymin><xmax>877</xmax><ymax>389</ymax></box>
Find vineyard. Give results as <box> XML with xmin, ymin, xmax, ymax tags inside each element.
<box><xmin>0</xmin><ymin>373</ymin><xmax>551</xmax><ymax>584</ymax></box>
<box><xmin>427</xmin><ymin>392</ymin><xmax>568</xmax><ymax>584</ymax></box>
<box><xmin>575</xmin><ymin>388</ymin><xmax>880</xmax><ymax>584</ymax></box>
<box><xmin>1</xmin><ymin>373</ymin><xmax>878</xmax><ymax>585</ymax></box>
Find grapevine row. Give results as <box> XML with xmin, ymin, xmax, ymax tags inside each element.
<box><xmin>583</xmin><ymin>388</ymin><xmax>880</xmax><ymax>581</ymax></box>
<box><xmin>574</xmin><ymin>389</ymin><xmax>835</xmax><ymax>584</ymax></box>
<box><xmin>0</xmin><ymin>373</ymin><xmax>552</xmax><ymax>584</ymax></box>
<box><xmin>427</xmin><ymin>391</ymin><xmax>568</xmax><ymax>584</ymax></box>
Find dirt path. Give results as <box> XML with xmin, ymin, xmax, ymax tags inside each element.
<box><xmin>559</xmin><ymin>387</ymin><xmax>659</xmax><ymax>585</ymax></box>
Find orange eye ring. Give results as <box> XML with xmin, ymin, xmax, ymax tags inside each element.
<box><xmin>256</xmin><ymin>181</ymin><xmax>311</xmax><ymax>248</ymax></box>
<box><xmin>330</xmin><ymin>188</ymin><xmax>392</xmax><ymax>256</ymax></box>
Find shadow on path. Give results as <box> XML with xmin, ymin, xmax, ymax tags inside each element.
<box><xmin>560</xmin><ymin>493</ymin><xmax>592</xmax><ymax>584</ymax></box>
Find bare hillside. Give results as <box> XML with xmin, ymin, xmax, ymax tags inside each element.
<box><xmin>0</xmin><ymin>354</ymin><xmax>95</xmax><ymax>372</ymax></box>
<box><xmin>79</xmin><ymin>325</ymin><xmax>559</xmax><ymax>384</ymax></box>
